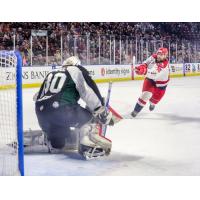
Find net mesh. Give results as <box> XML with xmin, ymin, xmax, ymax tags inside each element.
<box><xmin>0</xmin><ymin>51</ymin><xmax>19</xmax><ymax>175</ymax></box>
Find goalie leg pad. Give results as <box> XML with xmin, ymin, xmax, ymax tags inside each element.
<box><xmin>79</xmin><ymin>123</ymin><xmax>112</xmax><ymax>155</ymax></box>
<box><xmin>88</xmin><ymin>124</ymin><xmax>112</xmax><ymax>151</ymax></box>
<box><xmin>23</xmin><ymin>129</ymin><xmax>45</xmax><ymax>146</ymax></box>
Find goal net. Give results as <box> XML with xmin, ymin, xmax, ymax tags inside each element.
<box><xmin>0</xmin><ymin>51</ymin><xmax>24</xmax><ymax>176</ymax></box>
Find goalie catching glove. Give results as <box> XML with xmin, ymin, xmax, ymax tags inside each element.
<box><xmin>93</xmin><ymin>106</ymin><xmax>114</xmax><ymax>125</ymax></box>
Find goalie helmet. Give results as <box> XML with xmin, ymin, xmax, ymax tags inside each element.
<box><xmin>62</xmin><ymin>56</ymin><xmax>81</xmax><ymax>68</ymax></box>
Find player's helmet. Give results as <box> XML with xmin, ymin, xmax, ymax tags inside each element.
<box><xmin>157</xmin><ymin>47</ymin><xmax>168</xmax><ymax>56</ymax></box>
<box><xmin>62</xmin><ymin>56</ymin><xmax>81</xmax><ymax>67</ymax></box>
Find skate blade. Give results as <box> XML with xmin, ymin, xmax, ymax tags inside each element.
<box><xmin>82</xmin><ymin>150</ymin><xmax>106</xmax><ymax>160</ymax></box>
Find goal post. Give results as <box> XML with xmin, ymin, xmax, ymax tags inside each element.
<box><xmin>0</xmin><ymin>50</ymin><xmax>24</xmax><ymax>176</ymax></box>
<box><xmin>16</xmin><ymin>51</ymin><xmax>24</xmax><ymax>176</ymax></box>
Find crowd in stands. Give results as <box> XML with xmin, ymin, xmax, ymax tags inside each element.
<box><xmin>0</xmin><ymin>22</ymin><xmax>200</xmax><ymax>66</ymax></box>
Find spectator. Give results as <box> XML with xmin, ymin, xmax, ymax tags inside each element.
<box><xmin>54</xmin><ymin>49</ymin><xmax>61</xmax><ymax>65</ymax></box>
<box><xmin>0</xmin><ymin>22</ymin><xmax>200</xmax><ymax>64</ymax></box>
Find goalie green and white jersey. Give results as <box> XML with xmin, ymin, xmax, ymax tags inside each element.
<box><xmin>36</xmin><ymin>66</ymin><xmax>103</xmax><ymax>111</ymax></box>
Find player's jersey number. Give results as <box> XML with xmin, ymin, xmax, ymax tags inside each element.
<box><xmin>44</xmin><ymin>72</ymin><xmax>67</xmax><ymax>94</ymax></box>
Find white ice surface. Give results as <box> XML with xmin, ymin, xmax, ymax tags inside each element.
<box><xmin>23</xmin><ymin>76</ymin><xmax>200</xmax><ymax>175</ymax></box>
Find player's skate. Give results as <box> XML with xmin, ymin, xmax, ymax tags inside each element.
<box><xmin>149</xmin><ymin>104</ymin><xmax>155</xmax><ymax>111</ymax></box>
<box><xmin>131</xmin><ymin>110</ymin><xmax>138</xmax><ymax>117</ymax></box>
<box><xmin>131</xmin><ymin>102</ymin><xmax>144</xmax><ymax>118</ymax></box>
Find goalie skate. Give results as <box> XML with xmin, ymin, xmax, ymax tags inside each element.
<box><xmin>78</xmin><ymin>144</ymin><xmax>107</xmax><ymax>160</ymax></box>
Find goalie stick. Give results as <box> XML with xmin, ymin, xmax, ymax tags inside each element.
<box><xmin>102</xmin><ymin>82</ymin><xmax>113</xmax><ymax>136</ymax></box>
<box><xmin>82</xmin><ymin>82</ymin><xmax>125</xmax><ymax>160</ymax></box>
<box><xmin>101</xmin><ymin>82</ymin><xmax>125</xmax><ymax>135</ymax></box>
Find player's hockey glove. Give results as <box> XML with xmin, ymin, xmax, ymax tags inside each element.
<box><xmin>93</xmin><ymin>106</ymin><xmax>113</xmax><ymax>125</ymax></box>
<box><xmin>135</xmin><ymin>64</ymin><xmax>147</xmax><ymax>75</ymax></box>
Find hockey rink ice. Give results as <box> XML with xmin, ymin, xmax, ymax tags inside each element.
<box><xmin>23</xmin><ymin>76</ymin><xmax>200</xmax><ymax>176</ymax></box>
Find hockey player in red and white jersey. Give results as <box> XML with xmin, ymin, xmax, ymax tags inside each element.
<box><xmin>131</xmin><ymin>47</ymin><xmax>169</xmax><ymax>117</ymax></box>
